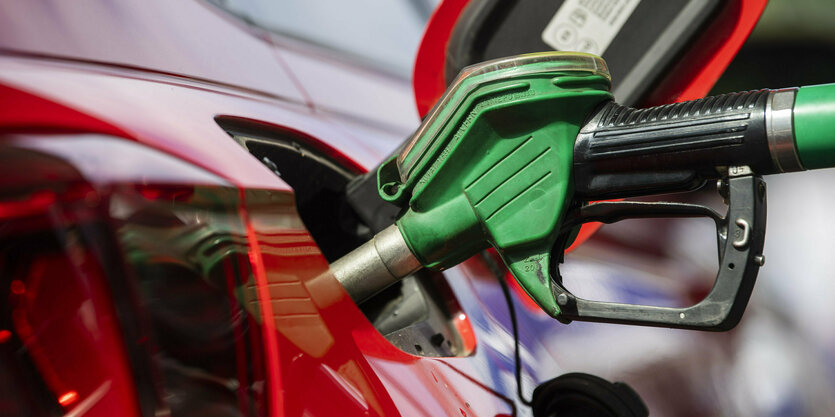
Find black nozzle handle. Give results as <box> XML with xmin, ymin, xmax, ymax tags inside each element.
<box><xmin>574</xmin><ymin>89</ymin><xmax>781</xmax><ymax>199</ymax></box>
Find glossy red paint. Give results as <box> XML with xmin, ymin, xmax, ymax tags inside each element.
<box><xmin>0</xmin><ymin>1</ymin><xmax>771</xmax><ymax>416</ymax></box>
<box><xmin>411</xmin><ymin>0</ymin><xmax>470</xmax><ymax>118</ymax></box>
<box><xmin>242</xmin><ymin>207</ymin><xmax>285</xmax><ymax>416</ymax></box>
<box><xmin>0</xmin><ymin>46</ymin><xmax>500</xmax><ymax>417</ymax></box>
<box><xmin>0</xmin><ymin>84</ymin><xmax>129</xmax><ymax>137</ymax></box>
<box><xmin>4</xmin><ymin>3</ymin><xmax>451</xmax><ymax>416</ymax></box>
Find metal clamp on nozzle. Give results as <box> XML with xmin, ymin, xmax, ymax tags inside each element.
<box><xmin>330</xmin><ymin>224</ymin><xmax>421</xmax><ymax>304</ymax></box>
<box><xmin>766</xmin><ymin>88</ymin><xmax>804</xmax><ymax>172</ymax></box>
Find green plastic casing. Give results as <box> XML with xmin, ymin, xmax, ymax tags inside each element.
<box><xmin>377</xmin><ymin>52</ymin><xmax>612</xmax><ymax>317</ymax></box>
<box><xmin>794</xmin><ymin>83</ymin><xmax>835</xmax><ymax>169</ymax></box>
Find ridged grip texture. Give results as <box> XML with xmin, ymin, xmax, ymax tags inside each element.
<box><xmin>574</xmin><ymin>90</ymin><xmax>775</xmax><ymax>199</ymax></box>
<box><xmin>600</xmin><ymin>89</ymin><xmax>767</xmax><ymax>125</ymax></box>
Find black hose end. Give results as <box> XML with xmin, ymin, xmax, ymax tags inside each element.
<box><xmin>532</xmin><ymin>373</ymin><xmax>648</xmax><ymax>417</ymax></box>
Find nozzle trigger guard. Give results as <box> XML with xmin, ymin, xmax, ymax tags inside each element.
<box><xmin>550</xmin><ymin>174</ymin><xmax>766</xmax><ymax>331</ymax></box>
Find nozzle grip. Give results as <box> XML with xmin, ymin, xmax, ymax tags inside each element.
<box><xmin>574</xmin><ymin>91</ymin><xmax>775</xmax><ymax>199</ymax></box>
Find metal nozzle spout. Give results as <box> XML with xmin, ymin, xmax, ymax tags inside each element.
<box><xmin>330</xmin><ymin>224</ymin><xmax>421</xmax><ymax>304</ymax></box>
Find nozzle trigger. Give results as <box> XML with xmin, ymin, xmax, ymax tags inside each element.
<box><xmin>545</xmin><ymin>173</ymin><xmax>767</xmax><ymax>331</ymax></box>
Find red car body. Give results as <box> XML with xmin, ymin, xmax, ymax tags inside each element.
<box><xmin>0</xmin><ymin>1</ymin><xmax>772</xmax><ymax>416</ymax></box>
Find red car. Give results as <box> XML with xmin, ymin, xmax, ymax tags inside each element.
<box><xmin>6</xmin><ymin>1</ymin><xmax>825</xmax><ymax>416</ymax></box>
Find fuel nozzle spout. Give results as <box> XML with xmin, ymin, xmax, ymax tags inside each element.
<box><xmin>331</xmin><ymin>224</ymin><xmax>421</xmax><ymax>303</ymax></box>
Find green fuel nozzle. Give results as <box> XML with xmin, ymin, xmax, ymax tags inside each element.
<box><xmin>333</xmin><ymin>52</ymin><xmax>613</xmax><ymax>314</ymax></box>
<box><xmin>331</xmin><ymin>52</ymin><xmax>835</xmax><ymax>331</ymax></box>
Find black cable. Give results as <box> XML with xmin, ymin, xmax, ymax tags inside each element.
<box><xmin>479</xmin><ymin>251</ymin><xmax>534</xmax><ymax>407</ymax></box>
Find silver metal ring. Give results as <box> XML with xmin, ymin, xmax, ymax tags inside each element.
<box><xmin>765</xmin><ymin>88</ymin><xmax>804</xmax><ymax>172</ymax></box>
<box><xmin>331</xmin><ymin>224</ymin><xmax>421</xmax><ymax>303</ymax></box>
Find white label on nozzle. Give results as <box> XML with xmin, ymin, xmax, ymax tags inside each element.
<box><xmin>542</xmin><ymin>0</ymin><xmax>641</xmax><ymax>56</ymax></box>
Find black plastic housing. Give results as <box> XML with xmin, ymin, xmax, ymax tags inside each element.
<box><xmin>574</xmin><ymin>90</ymin><xmax>775</xmax><ymax>199</ymax></box>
